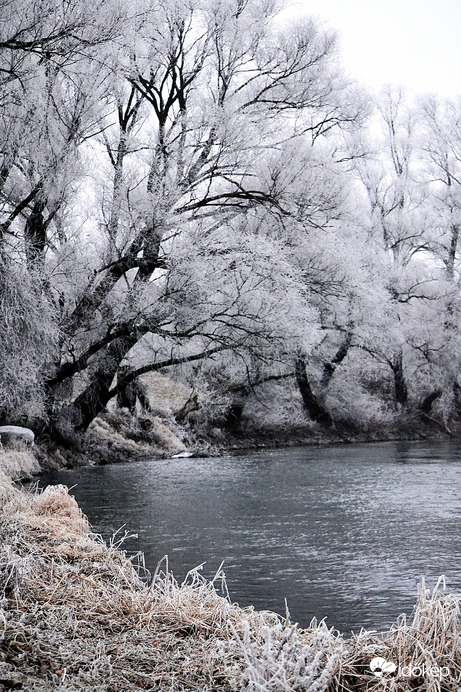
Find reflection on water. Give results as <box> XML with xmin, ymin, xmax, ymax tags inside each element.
<box><xmin>38</xmin><ymin>439</ymin><xmax>461</xmax><ymax>633</ymax></box>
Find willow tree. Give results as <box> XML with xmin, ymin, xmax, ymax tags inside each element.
<box><xmin>0</xmin><ymin>0</ymin><xmax>366</xmax><ymax>439</ymax></box>
<box><xmin>415</xmin><ymin>95</ymin><xmax>461</xmax><ymax>417</ymax></box>
<box><xmin>27</xmin><ymin>0</ymin><xmax>367</xmax><ymax>442</ymax></box>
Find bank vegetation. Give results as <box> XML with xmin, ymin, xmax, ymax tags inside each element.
<box><xmin>0</xmin><ymin>464</ymin><xmax>459</xmax><ymax>691</ymax></box>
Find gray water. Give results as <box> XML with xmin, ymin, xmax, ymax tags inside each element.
<box><xmin>38</xmin><ymin>440</ymin><xmax>461</xmax><ymax>634</ymax></box>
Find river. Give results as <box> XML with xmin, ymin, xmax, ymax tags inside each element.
<box><xmin>37</xmin><ymin>439</ymin><xmax>461</xmax><ymax>634</ymax></box>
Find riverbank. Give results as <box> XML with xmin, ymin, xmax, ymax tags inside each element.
<box><xmin>4</xmin><ymin>404</ymin><xmax>458</xmax><ymax>482</ymax></box>
<box><xmin>0</xmin><ymin>473</ymin><xmax>460</xmax><ymax>691</ymax></box>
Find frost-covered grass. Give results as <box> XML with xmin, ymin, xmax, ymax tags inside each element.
<box><xmin>0</xmin><ymin>475</ymin><xmax>459</xmax><ymax>691</ymax></box>
<box><xmin>0</xmin><ymin>443</ymin><xmax>41</xmax><ymax>480</ymax></box>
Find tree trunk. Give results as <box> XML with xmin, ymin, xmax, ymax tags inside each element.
<box><xmin>390</xmin><ymin>352</ymin><xmax>408</xmax><ymax>407</ymax></box>
<box><xmin>63</xmin><ymin>236</ymin><xmax>144</xmax><ymax>336</ymax></box>
<box><xmin>175</xmin><ymin>392</ymin><xmax>199</xmax><ymax>423</ymax></box>
<box><xmin>116</xmin><ymin>364</ymin><xmax>137</xmax><ymax>412</ymax></box>
<box><xmin>320</xmin><ymin>332</ymin><xmax>353</xmax><ymax>388</ymax></box>
<box><xmin>224</xmin><ymin>400</ymin><xmax>245</xmax><ymax>433</ymax></box>
<box><xmin>24</xmin><ymin>196</ymin><xmax>47</xmax><ymax>270</ymax></box>
<box><xmin>295</xmin><ymin>356</ymin><xmax>332</xmax><ymax>426</ymax></box>
<box><xmin>420</xmin><ymin>389</ymin><xmax>442</xmax><ymax>414</ymax></box>
<box><xmin>446</xmin><ymin>223</ymin><xmax>459</xmax><ymax>281</ymax></box>
<box><xmin>57</xmin><ymin>334</ymin><xmax>138</xmax><ymax>432</ymax></box>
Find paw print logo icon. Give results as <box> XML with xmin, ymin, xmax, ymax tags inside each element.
<box><xmin>370</xmin><ymin>657</ymin><xmax>397</xmax><ymax>677</ymax></box>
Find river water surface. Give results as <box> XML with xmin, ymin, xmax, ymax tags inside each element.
<box><xmin>38</xmin><ymin>440</ymin><xmax>461</xmax><ymax>633</ymax></box>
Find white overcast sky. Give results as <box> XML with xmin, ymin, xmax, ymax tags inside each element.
<box><xmin>290</xmin><ymin>0</ymin><xmax>461</xmax><ymax>98</ymax></box>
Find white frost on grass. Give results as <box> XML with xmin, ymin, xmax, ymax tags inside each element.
<box><xmin>0</xmin><ymin>476</ymin><xmax>460</xmax><ymax>691</ymax></box>
<box><xmin>228</xmin><ymin>619</ymin><xmax>341</xmax><ymax>691</ymax></box>
<box><xmin>0</xmin><ymin>446</ymin><xmax>40</xmax><ymax>480</ymax></box>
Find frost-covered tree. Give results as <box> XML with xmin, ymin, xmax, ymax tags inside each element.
<box><xmin>344</xmin><ymin>89</ymin><xmax>461</xmax><ymax>425</ymax></box>
<box><xmin>0</xmin><ymin>0</ymin><xmax>125</xmax><ymax>424</ymax></box>
<box><xmin>413</xmin><ymin>95</ymin><xmax>461</xmax><ymax>418</ymax></box>
<box><xmin>350</xmin><ymin>89</ymin><xmax>430</xmax><ymax>411</ymax></box>
<box><xmin>35</xmin><ymin>0</ymin><xmax>367</xmax><ymax>441</ymax></box>
<box><xmin>0</xmin><ymin>255</ymin><xmax>57</xmax><ymax>422</ymax></box>
<box><xmin>0</xmin><ymin>0</ymin><xmax>125</xmax><ymax>256</ymax></box>
<box><xmin>4</xmin><ymin>0</ymin><xmax>455</xmax><ymax>442</ymax></box>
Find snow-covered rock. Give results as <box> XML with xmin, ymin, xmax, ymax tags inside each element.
<box><xmin>0</xmin><ymin>426</ymin><xmax>35</xmax><ymax>445</ymax></box>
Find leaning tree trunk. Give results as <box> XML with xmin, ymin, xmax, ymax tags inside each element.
<box><xmin>49</xmin><ymin>334</ymin><xmax>138</xmax><ymax>438</ymax></box>
<box><xmin>73</xmin><ymin>337</ymin><xmax>138</xmax><ymax>430</ymax></box>
<box><xmin>320</xmin><ymin>332</ymin><xmax>353</xmax><ymax>389</ymax></box>
<box><xmin>295</xmin><ymin>356</ymin><xmax>332</xmax><ymax>426</ymax></box>
<box><xmin>420</xmin><ymin>389</ymin><xmax>442</xmax><ymax>414</ymax></box>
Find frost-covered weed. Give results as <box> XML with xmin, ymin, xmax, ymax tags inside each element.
<box><xmin>229</xmin><ymin>620</ymin><xmax>340</xmax><ymax>692</ymax></box>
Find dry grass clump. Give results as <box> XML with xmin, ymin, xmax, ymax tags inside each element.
<box><xmin>0</xmin><ymin>478</ymin><xmax>460</xmax><ymax>691</ymax></box>
<box><xmin>0</xmin><ymin>444</ymin><xmax>41</xmax><ymax>481</ymax></box>
<box><xmin>334</xmin><ymin>577</ymin><xmax>461</xmax><ymax>692</ymax></box>
<box><xmin>331</xmin><ymin>577</ymin><xmax>461</xmax><ymax>692</ymax></box>
<box><xmin>0</xmin><ymin>470</ymin><xmax>28</xmax><ymax>508</ymax></box>
<box><xmin>0</xmin><ymin>479</ymin><xmax>329</xmax><ymax>691</ymax></box>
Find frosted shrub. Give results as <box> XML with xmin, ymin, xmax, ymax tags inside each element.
<box><xmin>326</xmin><ymin>360</ymin><xmax>397</xmax><ymax>431</ymax></box>
<box><xmin>242</xmin><ymin>380</ymin><xmax>309</xmax><ymax>432</ymax></box>
<box><xmin>229</xmin><ymin>620</ymin><xmax>341</xmax><ymax>692</ymax></box>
